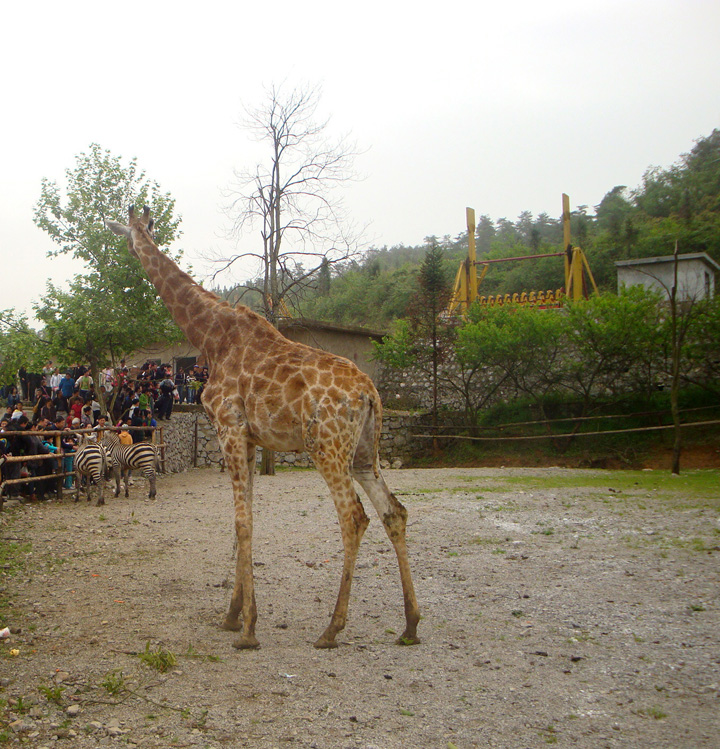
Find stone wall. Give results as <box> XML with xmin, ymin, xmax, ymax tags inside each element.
<box><xmin>377</xmin><ymin>360</ymin><xmax>468</xmax><ymax>412</ymax></box>
<box><xmin>155</xmin><ymin>407</ymin><xmax>430</xmax><ymax>473</ymax></box>
<box><xmin>156</xmin><ymin>410</ymin><xmax>224</xmax><ymax>473</ymax></box>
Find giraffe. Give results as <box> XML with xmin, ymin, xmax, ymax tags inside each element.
<box><xmin>106</xmin><ymin>206</ymin><xmax>420</xmax><ymax>650</ymax></box>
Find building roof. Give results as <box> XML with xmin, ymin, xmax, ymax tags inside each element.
<box><xmin>615</xmin><ymin>252</ymin><xmax>720</xmax><ymax>272</ymax></box>
<box><xmin>278</xmin><ymin>318</ymin><xmax>387</xmax><ymax>340</ymax></box>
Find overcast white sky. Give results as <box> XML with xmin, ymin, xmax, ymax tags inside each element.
<box><xmin>2</xmin><ymin>0</ymin><xmax>719</xmax><ymax>322</ymax></box>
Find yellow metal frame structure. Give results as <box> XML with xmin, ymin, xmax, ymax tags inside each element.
<box><xmin>448</xmin><ymin>194</ymin><xmax>598</xmax><ymax>315</ymax></box>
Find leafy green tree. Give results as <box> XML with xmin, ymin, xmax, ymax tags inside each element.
<box><xmin>414</xmin><ymin>242</ymin><xmax>451</xmax><ymax>435</ymax></box>
<box><xmin>374</xmin><ymin>241</ymin><xmax>486</xmax><ymax>425</ymax></box>
<box><xmin>301</xmin><ymin>261</ymin><xmax>420</xmax><ymax>327</ymax></box>
<box><xmin>596</xmin><ymin>186</ymin><xmax>633</xmax><ymax>242</ymax></box>
<box><xmin>0</xmin><ymin>311</ymin><xmax>45</xmax><ymax>391</ymax></box>
<box><xmin>563</xmin><ymin>287</ymin><xmax>664</xmax><ymax>411</ymax></box>
<box><xmin>682</xmin><ymin>294</ymin><xmax>720</xmax><ymax>394</ymax></box>
<box><xmin>317</xmin><ymin>258</ymin><xmax>332</xmax><ymax>296</ymax></box>
<box><xmin>33</xmin><ymin>144</ymin><xmax>184</xmax><ymax>410</ymax></box>
<box><xmin>475</xmin><ymin>215</ymin><xmax>496</xmax><ymax>256</ymax></box>
<box><xmin>372</xmin><ymin>319</ymin><xmax>415</xmax><ymax>370</ymax></box>
<box><xmin>457</xmin><ymin>304</ymin><xmax>568</xmax><ymax>419</ymax></box>
<box><xmin>626</xmin><ymin>130</ymin><xmax>720</xmax><ymax>261</ymax></box>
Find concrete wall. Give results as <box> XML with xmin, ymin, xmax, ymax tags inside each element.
<box><xmin>129</xmin><ymin>319</ymin><xmax>385</xmax><ymax>383</ymax></box>
<box><xmin>616</xmin><ymin>254</ymin><xmax>718</xmax><ymax>301</ymax></box>
<box><xmin>278</xmin><ymin>321</ymin><xmax>384</xmax><ymax>381</ymax></box>
<box><xmin>157</xmin><ymin>407</ymin><xmax>429</xmax><ymax>474</ymax></box>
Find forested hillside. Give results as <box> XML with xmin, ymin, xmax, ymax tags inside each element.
<box><xmin>219</xmin><ymin>129</ymin><xmax>720</xmax><ymax>329</ymax></box>
<box><xmin>228</xmin><ymin>129</ymin><xmax>720</xmax><ymax>329</ymax></box>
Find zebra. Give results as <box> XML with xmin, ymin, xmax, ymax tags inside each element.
<box><xmin>100</xmin><ymin>430</ymin><xmax>159</xmax><ymax>499</ymax></box>
<box><xmin>74</xmin><ymin>443</ymin><xmax>108</xmax><ymax>506</ymax></box>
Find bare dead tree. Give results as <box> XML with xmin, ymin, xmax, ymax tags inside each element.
<box><xmin>220</xmin><ymin>83</ymin><xmax>365</xmax><ymax>474</ymax></box>
<box><xmin>221</xmin><ymin>83</ymin><xmax>365</xmax><ymax>324</ymax></box>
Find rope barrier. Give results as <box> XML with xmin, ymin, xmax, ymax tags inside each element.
<box><xmin>418</xmin><ymin>404</ymin><xmax>720</xmax><ymax>432</ymax></box>
<box><xmin>412</xmin><ymin>419</ymin><xmax>720</xmax><ymax>442</ymax></box>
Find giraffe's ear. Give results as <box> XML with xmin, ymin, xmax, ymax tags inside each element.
<box><xmin>105</xmin><ymin>220</ymin><xmax>131</xmax><ymax>238</ymax></box>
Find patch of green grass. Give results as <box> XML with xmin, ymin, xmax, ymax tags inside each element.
<box><xmin>183</xmin><ymin>644</ymin><xmax>222</xmax><ymax>663</ymax></box>
<box><xmin>442</xmin><ymin>469</ymin><xmax>718</xmax><ymax>510</ymax></box>
<box><xmin>0</xmin><ymin>540</ymin><xmax>32</xmax><ymax>576</ymax></box>
<box><xmin>0</xmin><ymin>534</ymin><xmax>32</xmax><ymax>625</ymax></box>
<box><xmin>689</xmin><ymin>537</ymin><xmax>716</xmax><ymax>552</ymax></box>
<box><xmin>639</xmin><ymin>706</ymin><xmax>667</xmax><ymax>720</ymax></box>
<box><xmin>470</xmin><ymin>536</ymin><xmax>507</xmax><ymax>545</ymax></box>
<box><xmin>116</xmin><ymin>547</ymin><xmax>166</xmax><ymax>562</ymax></box>
<box><xmin>668</xmin><ymin>536</ymin><xmax>718</xmax><ymax>553</ymax></box>
<box><xmin>38</xmin><ymin>684</ymin><xmax>65</xmax><ymax>705</ymax></box>
<box><xmin>567</xmin><ymin>631</ymin><xmax>595</xmax><ymax>644</ymax></box>
<box><xmin>12</xmin><ymin>696</ymin><xmax>31</xmax><ymax>715</ymax></box>
<box><xmin>101</xmin><ymin>669</ymin><xmax>126</xmax><ymax>696</ymax></box>
<box><xmin>190</xmin><ymin>709</ymin><xmax>208</xmax><ymax>729</ymax></box>
<box><xmin>138</xmin><ymin>643</ymin><xmax>177</xmax><ymax>673</ymax></box>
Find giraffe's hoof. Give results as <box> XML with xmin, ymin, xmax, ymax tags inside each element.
<box><xmin>396</xmin><ymin>632</ymin><xmax>421</xmax><ymax>646</ymax></box>
<box><xmin>232</xmin><ymin>635</ymin><xmax>260</xmax><ymax>650</ymax></box>
<box><xmin>220</xmin><ymin>617</ymin><xmax>242</xmax><ymax>632</ymax></box>
<box><xmin>313</xmin><ymin>636</ymin><xmax>339</xmax><ymax>649</ymax></box>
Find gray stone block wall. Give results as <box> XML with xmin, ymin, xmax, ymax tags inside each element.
<box><xmin>155</xmin><ymin>408</ymin><xmax>428</xmax><ymax>473</ymax></box>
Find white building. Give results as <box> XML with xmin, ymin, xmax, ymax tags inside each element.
<box><xmin>615</xmin><ymin>252</ymin><xmax>719</xmax><ymax>301</ymax></box>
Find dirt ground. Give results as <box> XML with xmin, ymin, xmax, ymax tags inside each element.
<box><xmin>1</xmin><ymin>465</ymin><xmax>719</xmax><ymax>748</ymax></box>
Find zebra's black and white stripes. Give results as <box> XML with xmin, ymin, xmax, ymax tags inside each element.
<box><xmin>100</xmin><ymin>431</ymin><xmax>159</xmax><ymax>499</ymax></box>
<box><xmin>74</xmin><ymin>443</ymin><xmax>108</xmax><ymax>506</ymax></box>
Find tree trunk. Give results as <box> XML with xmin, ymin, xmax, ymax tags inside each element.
<box><xmin>260</xmin><ymin>447</ymin><xmax>275</xmax><ymax>476</ymax></box>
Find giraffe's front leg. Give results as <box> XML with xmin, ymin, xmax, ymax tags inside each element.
<box><xmin>228</xmin><ymin>512</ymin><xmax>259</xmax><ymax>650</ymax></box>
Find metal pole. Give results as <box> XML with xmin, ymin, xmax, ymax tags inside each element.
<box><xmin>466</xmin><ymin>207</ymin><xmax>477</xmax><ymax>309</ymax></box>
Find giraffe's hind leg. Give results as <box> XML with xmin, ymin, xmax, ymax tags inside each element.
<box><xmin>218</xmin><ymin>437</ymin><xmax>258</xmax><ymax>650</ymax></box>
<box><xmin>352</xmin><ymin>411</ymin><xmax>420</xmax><ymax>645</ymax></box>
<box><xmin>312</xmin><ymin>456</ymin><xmax>370</xmax><ymax>649</ymax></box>
<box><xmin>353</xmin><ymin>468</ymin><xmax>420</xmax><ymax>644</ymax></box>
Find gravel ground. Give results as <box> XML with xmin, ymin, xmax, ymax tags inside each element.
<box><xmin>1</xmin><ymin>465</ymin><xmax>719</xmax><ymax>748</ymax></box>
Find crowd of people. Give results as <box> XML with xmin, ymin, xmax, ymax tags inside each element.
<box><xmin>0</xmin><ymin>360</ymin><xmax>208</xmax><ymax>502</ymax></box>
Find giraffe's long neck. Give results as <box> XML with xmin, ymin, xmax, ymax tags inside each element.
<box><xmin>131</xmin><ymin>231</ymin><xmax>225</xmax><ymax>354</ymax></box>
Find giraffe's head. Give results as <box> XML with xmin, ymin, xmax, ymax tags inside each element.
<box><xmin>106</xmin><ymin>205</ymin><xmax>155</xmax><ymax>258</ymax></box>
